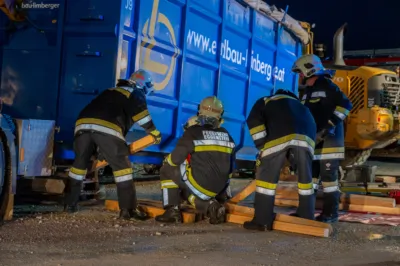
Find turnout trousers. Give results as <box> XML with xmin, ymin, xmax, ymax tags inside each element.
<box><xmin>159</xmin><ymin>164</ymin><xmax>229</xmax><ymax>214</ymax></box>
<box><xmin>253</xmin><ymin>147</ymin><xmax>315</xmax><ymax>228</ymax></box>
<box><xmin>65</xmin><ymin>130</ymin><xmax>138</xmax><ymax>210</ymax></box>
<box><xmin>312</xmin><ymin>158</ymin><xmax>340</xmax><ymax>219</ymax></box>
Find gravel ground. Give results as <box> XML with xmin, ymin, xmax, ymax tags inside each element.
<box><xmin>0</xmin><ymin>180</ymin><xmax>399</xmax><ymax>266</ymax></box>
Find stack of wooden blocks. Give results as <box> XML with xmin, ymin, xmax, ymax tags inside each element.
<box><xmin>105</xmin><ymin>180</ymin><xmax>334</xmax><ymax>238</ymax></box>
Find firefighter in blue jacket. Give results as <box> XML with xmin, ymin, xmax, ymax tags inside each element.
<box><xmin>244</xmin><ymin>89</ymin><xmax>317</xmax><ymax>231</ymax></box>
<box><xmin>155</xmin><ymin>96</ymin><xmax>235</xmax><ymax>224</ymax></box>
<box><xmin>292</xmin><ymin>54</ymin><xmax>353</xmax><ymax>223</ymax></box>
<box><xmin>64</xmin><ymin>69</ymin><xmax>161</xmax><ymax>220</ymax></box>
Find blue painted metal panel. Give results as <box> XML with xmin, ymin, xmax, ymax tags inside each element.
<box><xmin>17</xmin><ymin>119</ymin><xmax>55</xmax><ymax>176</ymax></box>
<box><xmin>0</xmin><ymin>0</ymin><xmax>64</xmax><ymax>121</ymax></box>
<box><xmin>1</xmin><ymin>0</ymin><xmax>303</xmax><ymax>166</ymax></box>
<box><xmin>56</xmin><ymin>0</ymin><xmax>122</xmax><ymax>143</ymax></box>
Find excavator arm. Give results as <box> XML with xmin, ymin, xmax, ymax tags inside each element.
<box><xmin>0</xmin><ymin>0</ymin><xmax>25</xmax><ymax>22</ymax></box>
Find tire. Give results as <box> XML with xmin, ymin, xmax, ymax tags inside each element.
<box><xmin>0</xmin><ymin>129</ymin><xmax>12</xmax><ymax>221</ymax></box>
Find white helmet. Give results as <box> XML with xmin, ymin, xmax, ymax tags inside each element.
<box><xmin>291</xmin><ymin>54</ymin><xmax>332</xmax><ymax>78</ymax></box>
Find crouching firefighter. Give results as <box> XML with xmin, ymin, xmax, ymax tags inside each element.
<box><xmin>64</xmin><ymin>69</ymin><xmax>162</xmax><ymax>220</ymax></box>
<box><xmin>292</xmin><ymin>54</ymin><xmax>353</xmax><ymax>223</ymax></box>
<box><xmin>155</xmin><ymin>96</ymin><xmax>235</xmax><ymax>224</ymax></box>
<box><xmin>243</xmin><ymin>89</ymin><xmax>317</xmax><ymax>231</ymax></box>
<box><xmin>182</xmin><ymin>115</ymin><xmax>232</xmax><ymax>203</ymax></box>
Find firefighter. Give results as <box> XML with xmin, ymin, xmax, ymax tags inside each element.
<box><xmin>243</xmin><ymin>89</ymin><xmax>317</xmax><ymax>231</ymax></box>
<box><xmin>292</xmin><ymin>54</ymin><xmax>353</xmax><ymax>223</ymax></box>
<box><xmin>64</xmin><ymin>69</ymin><xmax>161</xmax><ymax>220</ymax></box>
<box><xmin>182</xmin><ymin>115</ymin><xmax>232</xmax><ymax>203</ymax></box>
<box><xmin>154</xmin><ymin>96</ymin><xmax>235</xmax><ymax>224</ymax></box>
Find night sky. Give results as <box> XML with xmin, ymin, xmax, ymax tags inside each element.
<box><xmin>267</xmin><ymin>0</ymin><xmax>400</xmax><ymax>55</ymax></box>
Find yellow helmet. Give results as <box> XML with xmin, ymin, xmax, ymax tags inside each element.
<box><xmin>198</xmin><ymin>96</ymin><xmax>224</xmax><ymax>120</ymax></box>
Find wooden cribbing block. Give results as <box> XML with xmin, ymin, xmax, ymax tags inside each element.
<box><xmin>274</xmin><ymin>199</ymin><xmax>400</xmax><ymax>216</ymax></box>
<box><xmin>375</xmin><ymin>176</ymin><xmax>397</xmax><ymax>183</ymax></box>
<box><xmin>224</xmin><ymin>203</ymin><xmax>332</xmax><ymax>232</ymax></box>
<box><xmin>104</xmin><ymin>199</ymin><xmax>198</xmax><ymax>223</ymax></box>
<box><xmin>229</xmin><ymin>180</ymin><xmax>256</xmax><ymax>204</ymax></box>
<box><xmin>226</xmin><ymin>213</ymin><xmax>331</xmax><ymax>238</ymax></box>
<box><xmin>231</xmin><ymin>181</ymin><xmax>396</xmax><ymax>208</ymax></box>
<box><xmin>89</xmin><ymin>135</ymin><xmax>156</xmax><ymax>173</ymax></box>
<box><xmin>275</xmin><ymin>187</ymin><xmax>396</xmax><ymax>208</ymax></box>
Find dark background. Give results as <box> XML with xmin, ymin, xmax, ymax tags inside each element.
<box><xmin>267</xmin><ymin>0</ymin><xmax>400</xmax><ymax>56</ymax></box>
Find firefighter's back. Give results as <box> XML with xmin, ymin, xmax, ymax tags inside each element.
<box><xmin>79</xmin><ymin>89</ymin><xmax>128</xmax><ymax>121</ymax></box>
<box><xmin>265</xmin><ymin>96</ymin><xmax>316</xmax><ymax>146</ymax></box>
<box><xmin>188</xmin><ymin>124</ymin><xmax>235</xmax><ymax>193</ymax></box>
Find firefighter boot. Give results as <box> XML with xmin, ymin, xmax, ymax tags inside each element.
<box><xmin>155</xmin><ymin>206</ymin><xmax>183</xmax><ymax>223</ymax></box>
<box><xmin>316</xmin><ymin>191</ymin><xmax>340</xmax><ymax>223</ymax></box>
<box><xmin>63</xmin><ymin>178</ymin><xmax>82</xmax><ymax>213</ymax></box>
<box><xmin>244</xmin><ymin>193</ymin><xmax>276</xmax><ymax>231</ymax></box>
<box><xmin>119</xmin><ymin>207</ymin><xmax>148</xmax><ymax>221</ymax></box>
<box><xmin>207</xmin><ymin>200</ymin><xmax>226</xmax><ymax>224</ymax></box>
<box><xmin>63</xmin><ymin>204</ymin><xmax>78</xmax><ymax>213</ymax></box>
<box><xmin>243</xmin><ymin>213</ymin><xmax>276</xmax><ymax>231</ymax></box>
<box><xmin>296</xmin><ymin>194</ymin><xmax>316</xmax><ymax>220</ymax></box>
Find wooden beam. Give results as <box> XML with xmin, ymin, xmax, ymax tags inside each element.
<box><xmin>224</xmin><ymin>203</ymin><xmax>332</xmax><ymax>231</ymax></box>
<box><xmin>229</xmin><ymin>180</ymin><xmax>255</xmax><ymax>204</ymax></box>
<box><xmin>274</xmin><ymin>199</ymin><xmax>400</xmax><ymax>216</ymax></box>
<box><xmin>275</xmin><ymin>187</ymin><xmax>396</xmax><ymax>208</ymax></box>
<box><xmin>226</xmin><ymin>213</ymin><xmax>331</xmax><ymax>238</ymax></box>
<box><xmin>104</xmin><ymin>199</ymin><xmax>198</xmax><ymax>223</ymax></box>
<box><xmin>230</xmin><ymin>181</ymin><xmax>396</xmax><ymax>208</ymax></box>
<box><xmin>375</xmin><ymin>176</ymin><xmax>397</xmax><ymax>183</ymax></box>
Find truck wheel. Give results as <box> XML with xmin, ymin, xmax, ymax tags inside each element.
<box><xmin>0</xmin><ymin>129</ymin><xmax>12</xmax><ymax>221</ymax></box>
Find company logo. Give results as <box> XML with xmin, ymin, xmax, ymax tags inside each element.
<box><xmin>140</xmin><ymin>0</ymin><xmax>179</xmax><ymax>91</ymax></box>
<box><xmin>20</xmin><ymin>1</ymin><xmax>60</xmax><ymax>9</ymax></box>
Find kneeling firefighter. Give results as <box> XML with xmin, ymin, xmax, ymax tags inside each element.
<box><xmin>182</xmin><ymin>116</ymin><xmax>232</xmax><ymax>203</ymax></box>
<box><xmin>155</xmin><ymin>96</ymin><xmax>235</xmax><ymax>224</ymax></box>
<box><xmin>64</xmin><ymin>69</ymin><xmax>161</xmax><ymax>220</ymax></box>
<box><xmin>292</xmin><ymin>54</ymin><xmax>353</xmax><ymax>223</ymax></box>
<box><xmin>244</xmin><ymin>89</ymin><xmax>317</xmax><ymax>231</ymax></box>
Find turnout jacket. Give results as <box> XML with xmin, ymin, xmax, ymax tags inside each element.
<box><xmin>75</xmin><ymin>86</ymin><xmax>156</xmax><ymax>141</ymax></box>
<box><xmin>165</xmin><ymin>125</ymin><xmax>235</xmax><ymax>200</ymax></box>
<box><xmin>301</xmin><ymin>76</ymin><xmax>353</xmax><ymax>160</ymax></box>
<box><xmin>246</xmin><ymin>94</ymin><xmax>316</xmax><ymax>159</ymax></box>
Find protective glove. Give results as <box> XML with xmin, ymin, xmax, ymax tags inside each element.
<box><xmin>316</xmin><ymin>125</ymin><xmax>335</xmax><ymax>145</ymax></box>
<box><xmin>149</xmin><ymin>129</ymin><xmax>161</xmax><ymax>144</ymax></box>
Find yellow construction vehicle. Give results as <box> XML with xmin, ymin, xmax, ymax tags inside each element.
<box><xmin>300</xmin><ymin>22</ymin><xmax>400</xmax><ymax>167</ymax></box>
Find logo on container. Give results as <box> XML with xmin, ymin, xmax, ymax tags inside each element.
<box><xmin>20</xmin><ymin>1</ymin><xmax>60</xmax><ymax>9</ymax></box>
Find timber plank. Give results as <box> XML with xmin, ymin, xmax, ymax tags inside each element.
<box><xmin>226</xmin><ymin>213</ymin><xmax>330</xmax><ymax>238</ymax></box>
<box><xmin>224</xmin><ymin>203</ymin><xmax>332</xmax><ymax>231</ymax></box>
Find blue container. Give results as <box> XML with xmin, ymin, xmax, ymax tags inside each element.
<box><xmin>0</xmin><ymin>0</ymin><xmax>302</xmax><ymax>166</ymax></box>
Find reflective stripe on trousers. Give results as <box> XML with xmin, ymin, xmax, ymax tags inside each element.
<box><xmin>298</xmin><ymin>182</ymin><xmax>314</xmax><ymax>196</ymax></box>
<box><xmin>261</xmin><ymin>138</ymin><xmax>314</xmax><ymax>158</ymax></box>
<box><xmin>69</xmin><ymin>167</ymin><xmax>87</xmax><ymax>181</ymax></box>
<box><xmin>113</xmin><ymin>168</ymin><xmax>133</xmax><ymax>183</ymax></box>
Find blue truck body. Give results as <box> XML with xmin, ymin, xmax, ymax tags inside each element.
<box><xmin>0</xmin><ymin>0</ymin><xmax>302</xmax><ymax>171</ymax></box>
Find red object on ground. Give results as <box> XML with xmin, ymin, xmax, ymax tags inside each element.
<box><xmin>389</xmin><ymin>190</ymin><xmax>400</xmax><ymax>204</ymax></box>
